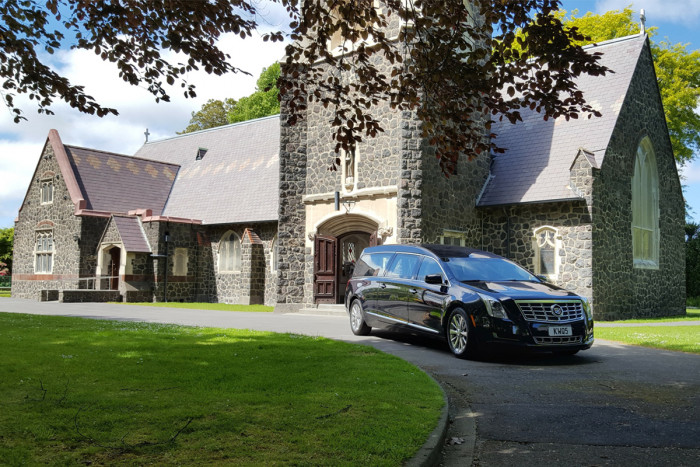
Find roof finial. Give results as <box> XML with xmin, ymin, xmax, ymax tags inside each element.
<box><xmin>640</xmin><ymin>9</ymin><xmax>646</xmax><ymax>35</ymax></box>
<box><xmin>144</xmin><ymin>128</ymin><xmax>150</xmax><ymax>143</ymax></box>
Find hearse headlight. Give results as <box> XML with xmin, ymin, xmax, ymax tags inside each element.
<box><xmin>478</xmin><ymin>294</ymin><xmax>509</xmax><ymax>320</ymax></box>
<box><xmin>581</xmin><ymin>298</ymin><xmax>593</xmax><ymax>321</ymax></box>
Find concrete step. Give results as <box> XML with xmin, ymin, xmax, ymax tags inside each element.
<box><xmin>297</xmin><ymin>304</ymin><xmax>347</xmax><ymax>316</ymax></box>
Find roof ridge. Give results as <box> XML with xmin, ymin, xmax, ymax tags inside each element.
<box><xmin>65</xmin><ymin>144</ymin><xmax>181</xmax><ymax>168</ymax></box>
<box><xmin>142</xmin><ymin>113</ymin><xmax>280</xmax><ymax>145</ymax></box>
<box><xmin>581</xmin><ymin>33</ymin><xmax>646</xmax><ymax>51</ymax></box>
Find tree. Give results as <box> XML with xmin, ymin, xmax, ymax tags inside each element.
<box><xmin>0</xmin><ymin>227</ymin><xmax>13</xmax><ymax>274</ymax></box>
<box><xmin>686</xmin><ymin>223</ymin><xmax>700</xmax><ymax>298</ymax></box>
<box><xmin>228</xmin><ymin>63</ymin><xmax>281</xmax><ymax>123</ymax></box>
<box><xmin>180</xmin><ymin>63</ymin><xmax>280</xmax><ymax>133</ymax></box>
<box><xmin>3</xmin><ymin>0</ymin><xmax>609</xmax><ymax>175</ymax></box>
<box><xmin>557</xmin><ymin>7</ymin><xmax>700</xmax><ymax>165</ymax></box>
<box><xmin>178</xmin><ymin>98</ymin><xmax>237</xmax><ymax>134</ymax></box>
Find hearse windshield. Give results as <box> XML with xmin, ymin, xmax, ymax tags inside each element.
<box><xmin>445</xmin><ymin>254</ymin><xmax>538</xmax><ymax>282</ymax></box>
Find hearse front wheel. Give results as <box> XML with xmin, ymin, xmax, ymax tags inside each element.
<box><xmin>447</xmin><ymin>307</ymin><xmax>476</xmax><ymax>358</ymax></box>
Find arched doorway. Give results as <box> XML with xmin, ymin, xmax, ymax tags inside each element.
<box><xmin>107</xmin><ymin>246</ymin><xmax>121</xmax><ymax>290</ymax></box>
<box><xmin>313</xmin><ymin>214</ymin><xmax>380</xmax><ymax>304</ymax></box>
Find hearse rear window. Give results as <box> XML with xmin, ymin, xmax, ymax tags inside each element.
<box><xmin>353</xmin><ymin>252</ymin><xmax>394</xmax><ymax>277</ymax></box>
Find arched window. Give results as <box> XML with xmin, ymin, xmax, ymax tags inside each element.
<box><xmin>533</xmin><ymin>226</ymin><xmax>560</xmax><ymax>280</ymax></box>
<box><xmin>218</xmin><ymin>231</ymin><xmax>241</xmax><ymax>272</ymax></box>
<box><xmin>632</xmin><ymin>136</ymin><xmax>659</xmax><ymax>268</ymax></box>
<box><xmin>40</xmin><ymin>179</ymin><xmax>54</xmax><ymax>204</ymax></box>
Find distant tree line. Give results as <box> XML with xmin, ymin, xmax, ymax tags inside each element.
<box><xmin>179</xmin><ymin>63</ymin><xmax>280</xmax><ymax>134</ymax></box>
<box><xmin>0</xmin><ymin>227</ymin><xmax>13</xmax><ymax>275</ymax></box>
<box><xmin>687</xmin><ymin>223</ymin><xmax>700</xmax><ymax>299</ymax></box>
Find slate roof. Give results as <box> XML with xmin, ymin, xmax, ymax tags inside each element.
<box><xmin>478</xmin><ymin>34</ymin><xmax>647</xmax><ymax>207</ymax></box>
<box><xmin>112</xmin><ymin>215</ymin><xmax>151</xmax><ymax>253</ymax></box>
<box><xmin>134</xmin><ymin>115</ymin><xmax>280</xmax><ymax>225</ymax></box>
<box><xmin>64</xmin><ymin>145</ymin><xmax>179</xmax><ymax>215</ymax></box>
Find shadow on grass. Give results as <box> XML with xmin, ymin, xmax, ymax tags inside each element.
<box><xmin>0</xmin><ymin>313</ymin><xmax>443</xmax><ymax>466</ymax></box>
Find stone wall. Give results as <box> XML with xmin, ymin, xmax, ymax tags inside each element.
<box><xmin>60</xmin><ymin>290</ymin><xmax>121</xmax><ymax>303</ymax></box>
<box><xmin>480</xmin><ymin>200</ymin><xmax>594</xmax><ymax>301</ymax></box>
<box><xmin>12</xmin><ymin>141</ymin><xmax>84</xmax><ymax>299</ymax></box>
<box><xmin>277</xmin><ymin>68</ymin><xmax>309</xmax><ymax>312</ymax></box>
<box><xmin>419</xmin><ymin>130</ymin><xmax>490</xmax><ymax>247</ymax></box>
<box><xmin>591</xmin><ymin>42</ymin><xmax>685</xmax><ymax>319</ymax></box>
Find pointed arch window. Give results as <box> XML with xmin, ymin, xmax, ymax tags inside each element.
<box><xmin>40</xmin><ymin>179</ymin><xmax>54</xmax><ymax>204</ymax></box>
<box><xmin>533</xmin><ymin>226</ymin><xmax>560</xmax><ymax>280</ymax></box>
<box><xmin>219</xmin><ymin>231</ymin><xmax>241</xmax><ymax>272</ymax></box>
<box><xmin>632</xmin><ymin>136</ymin><xmax>659</xmax><ymax>269</ymax></box>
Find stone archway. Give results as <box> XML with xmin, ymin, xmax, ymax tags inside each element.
<box><xmin>314</xmin><ymin>214</ymin><xmax>379</xmax><ymax>304</ymax></box>
<box><xmin>97</xmin><ymin>243</ymin><xmax>124</xmax><ymax>291</ymax></box>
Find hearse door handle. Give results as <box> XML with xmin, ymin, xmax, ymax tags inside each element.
<box><xmin>379</xmin><ymin>283</ymin><xmax>386</xmax><ymax>289</ymax></box>
<box><xmin>409</xmin><ymin>289</ymin><xmax>418</xmax><ymax>294</ymax></box>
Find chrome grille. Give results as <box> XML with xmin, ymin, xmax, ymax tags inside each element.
<box><xmin>516</xmin><ymin>301</ymin><xmax>584</xmax><ymax>322</ymax></box>
<box><xmin>534</xmin><ymin>336</ymin><xmax>583</xmax><ymax>345</ymax></box>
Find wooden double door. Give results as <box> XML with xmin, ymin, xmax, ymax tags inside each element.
<box><xmin>314</xmin><ymin>231</ymin><xmax>378</xmax><ymax>304</ymax></box>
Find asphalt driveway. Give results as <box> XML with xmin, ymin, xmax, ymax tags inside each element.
<box><xmin>1</xmin><ymin>299</ymin><xmax>699</xmax><ymax>466</ymax></box>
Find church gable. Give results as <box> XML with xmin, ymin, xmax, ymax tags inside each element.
<box><xmin>97</xmin><ymin>215</ymin><xmax>152</xmax><ymax>254</ymax></box>
<box><xmin>478</xmin><ymin>34</ymin><xmax>646</xmax><ymax>207</ymax></box>
<box><xmin>591</xmin><ymin>34</ymin><xmax>685</xmax><ymax>319</ymax></box>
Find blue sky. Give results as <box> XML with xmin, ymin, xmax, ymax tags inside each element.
<box><xmin>1</xmin><ymin>0</ymin><xmax>699</xmax><ymax>227</ymax></box>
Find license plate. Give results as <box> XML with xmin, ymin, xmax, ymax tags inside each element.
<box><xmin>548</xmin><ymin>326</ymin><xmax>572</xmax><ymax>337</ymax></box>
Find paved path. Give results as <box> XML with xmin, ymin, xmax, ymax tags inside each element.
<box><xmin>2</xmin><ymin>299</ymin><xmax>699</xmax><ymax>466</ymax></box>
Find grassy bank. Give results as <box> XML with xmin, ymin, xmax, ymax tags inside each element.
<box><xmin>595</xmin><ymin>308</ymin><xmax>700</xmax><ymax>354</ymax></box>
<box><xmin>596</xmin><ymin>326</ymin><xmax>699</xmax><ymax>354</ymax></box>
<box><xmin>0</xmin><ymin>313</ymin><xmax>443</xmax><ymax>465</ymax></box>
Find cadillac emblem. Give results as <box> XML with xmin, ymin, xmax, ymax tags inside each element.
<box><xmin>551</xmin><ymin>304</ymin><xmax>564</xmax><ymax>316</ymax></box>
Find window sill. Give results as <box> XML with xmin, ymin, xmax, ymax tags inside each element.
<box><xmin>633</xmin><ymin>259</ymin><xmax>659</xmax><ymax>270</ymax></box>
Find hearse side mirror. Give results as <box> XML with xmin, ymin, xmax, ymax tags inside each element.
<box><xmin>424</xmin><ymin>274</ymin><xmax>444</xmax><ymax>285</ymax></box>
<box><xmin>536</xmin><ymin>274</ymin><xmax>548</xmax><ymax>282</ymax></box>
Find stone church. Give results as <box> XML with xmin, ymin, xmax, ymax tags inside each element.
<box><xmin>12</xmin><ymin>33</ymin><xmax>685</xmax><ymax>319</ymax></box>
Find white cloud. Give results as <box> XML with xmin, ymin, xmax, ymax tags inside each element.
<box><xmin>594</xmin><ymin>0</ymin><xmax>700</xmax><ymax>26</ymax></box>
<box><xmin>680</xmin><ymin>158</ymin><xmax>700</xmax><ymax>184</ymax></box>
<box><xmin>0</xmin><ymin>32</ymin><xmax>287</xmax><ymax>227</ymax></box>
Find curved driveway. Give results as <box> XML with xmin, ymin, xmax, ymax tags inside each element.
<box><xmin>2</xmin><ymin>299</ymin><xmax>699</xmax><ymax>466</ymax></box>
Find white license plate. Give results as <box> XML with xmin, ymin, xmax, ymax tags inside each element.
<box><xmin>548</xmin><ymin>326</ymin><xmax>572</xmax><ymax>337</ymax></box>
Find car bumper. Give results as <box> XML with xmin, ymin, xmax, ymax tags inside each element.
<box><xmin>476</xmin><ymin>317</ymin><xmax>594</xmax><ymax>352</ymax></box>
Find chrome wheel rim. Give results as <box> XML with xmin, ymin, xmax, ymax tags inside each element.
<box><xmin>350</xmin><ymin>302</ymin><xmax>363</xmax><ymax>331</ymax></box>
<box><xmin>449</xmin><ymin>313</ymin><xmax>468</xmax><ymax>354</ymax></box>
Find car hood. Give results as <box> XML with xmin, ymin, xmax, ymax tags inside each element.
<box><xmin>459</xmin><ymin>280</ymin><xmax>580</xmax><ymax>299</ymax></box>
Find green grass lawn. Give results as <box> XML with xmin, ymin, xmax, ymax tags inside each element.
<box><xmin>0</xmin><ymin>313</ymin><xmax>443</xmax><ymax>465</ymax></box>
<box><xmin>601</xmin><ymin>308</ymin><xmax>700</xmax><ymax>324</ymax></box>
<box><xmin>0</xmin><ymin>291</ymin><xmax>10</xmax><ymax>298</ymax></box>
<box><xmin>114</xmin><ymin>302</ymin><xmax>274</xmax><ymax>312</ymax></box>
<box><xmin>596</xmin><ymin>326</ymin><xmax>700</xmax><ymax>354</ymax></box>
